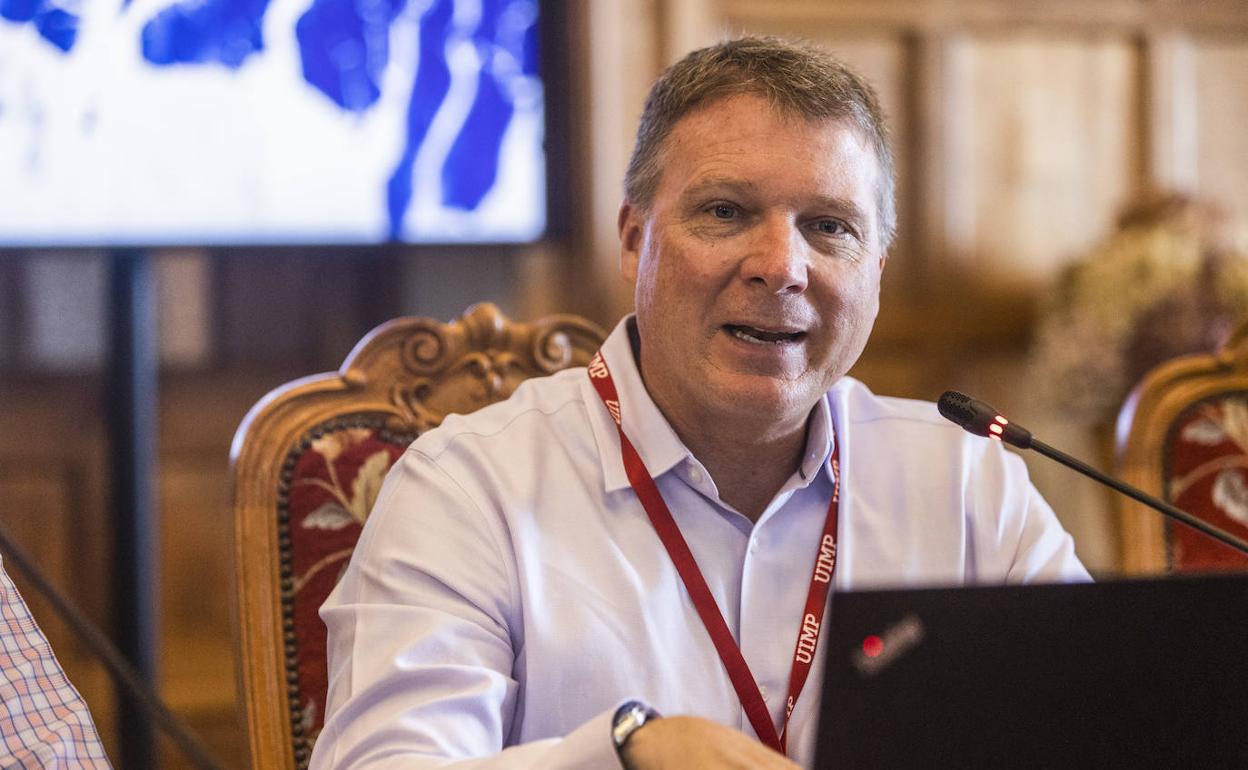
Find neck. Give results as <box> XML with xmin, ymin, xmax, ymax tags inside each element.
<box><xmin>665</xmin><ymin>399</ymin><xmax>812</xmax><ymax>523</ymax></box>
<box><xmin>626</xmin><ymin>323</ymin><xmax>813</xmax><ymax>522</ymax></box>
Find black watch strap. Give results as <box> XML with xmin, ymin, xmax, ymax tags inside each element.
<box><xmin>612</xmin><ymin>699</ymin><xmax>661</xmax><ymax>761</ymax></box>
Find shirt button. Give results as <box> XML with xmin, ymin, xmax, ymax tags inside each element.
<box><xmin>748</xmin><ymin>537</ymin><xmax>759</xmax><ymax>554</ymax></box>
<box><xmin>759</xmin><ymin>685</ymin><xmax>769</xmax><ymax>700</ymax></box>
<box><xmin>689</xmin><ymin>467</ymin><xmax>704</xmax><ymax>484</ymax></box>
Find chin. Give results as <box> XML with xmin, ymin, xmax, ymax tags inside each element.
<box><xmin>709</xmin><ymin>377</ymin><xmax>817</xmax><ymax>420</ymax></box>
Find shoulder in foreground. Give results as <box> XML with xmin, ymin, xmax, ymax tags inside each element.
<box><xmin>831</xmin><ymin>376</ymin><xmax>952</xmax><ymax>429</ymax></box>
<box><xmin>830</xmin><ymin>378</ymin><xmax>1018</xmax><ymax>464</ymax></box>
<box><xmin>409</xmin><ymin>366</ymin><xmax>590</xmax><ymax>456</ymax></box>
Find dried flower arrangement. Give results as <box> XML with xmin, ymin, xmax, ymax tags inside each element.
<box><xmin>1029</xmin><ymin>194</ymin><xmax>1248</xmax><ymax>426</ymax></box>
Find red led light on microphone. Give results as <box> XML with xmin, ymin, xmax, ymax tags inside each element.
<box><xmin>862</xmin><ymin>635</ymin><xmax>884</xmax><ymax>658</ymax></box>
<box><xmin>988</xmin><ymin>414</ymin><xmax>1008</xmax><ymax>439</ymax></box>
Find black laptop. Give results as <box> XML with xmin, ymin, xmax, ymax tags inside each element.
<box><xmin>815</xmin><ymin>574</ymin><xmax>1248</xmax><ymax>768</ymax></box>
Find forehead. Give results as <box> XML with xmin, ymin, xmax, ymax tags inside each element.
<box><xmin>656</xmin><ymin>94</ymin><xmax>880</xmax><ymax>212</ymax></box>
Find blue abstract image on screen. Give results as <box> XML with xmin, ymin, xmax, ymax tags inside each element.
<box><xmin>0</xmin><ymin>0</ymin><xmax>546</xmax><ymax>245</ymax></box>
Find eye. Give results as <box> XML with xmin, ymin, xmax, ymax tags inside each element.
<box><xmin>811</xmin><ymin>218</ymin><xmax>848</xmax><ymax>236</ymax></box>
<box><xmin>709</xmin><ymin>203</ymin><xmax>738</xmax><ymax>220</ymax></box>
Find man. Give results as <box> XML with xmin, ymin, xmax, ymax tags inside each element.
<box><xmin>1</xmin><ymin>558</ymin><xmax>113</xmax><ymax>768</ymax></box>
<box><xmin>311</xmin><ymin>37</ymin><xmax>1087</xmax><ymax>770</ymax></box>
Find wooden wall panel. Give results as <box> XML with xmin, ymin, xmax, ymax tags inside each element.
<box><xmin>579</xmin><ymin>0</ymin><xmax>666</xmax><ymax>324</ymax></box>
<box><xmin>158</xmin><ymin>456</ymin><xmax>244</xmax><ymax>767</ymax></box>
<box><xmin>0</xmin><ymin>459</ymin><xmax>116</xmax><ymax>760</ymax></box>
<box><xmin>0</xmin><ymin>472</ymin><xmax>75</xmax><ymax>652</ymax></box>
<box><xmin>156</xmin><ymin>252</ymin><xmax>213</xmax><ymax>369</ymax></box>
<box><xmin>0</xmin><ymin>379</ymin><xmax>111</xmax><ymax>614</ymax></box>
<box><xmin>960</xmin><ymin>35</ymin><xmax>1141</xmax><ymax>285</ymax></box>
<box><xmin>21</xmin><ymin>253</ymin><xmax>107</xmax><ymax>371</ymax></box>
<box><xmin>0</xmin><ymin>261</ymin><xmax>18</xmax><ymax>367</ymax></box>
<box><xmin>720</xmin><ymin>0</ymin><xmax>1248</xmax><ymax>31</ymax></box>
<box><xmin>1194</xmin><ymin>39</ymin><xmax>1248</xmax><ymax>241</ymax></box>
<box><xmin>158</xmin><ymin>460</ymin><xmax>232</xmax><ymax>669</ymax></box>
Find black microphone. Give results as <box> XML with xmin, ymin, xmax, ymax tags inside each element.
<box><xmin>938</xmin><ymin>390</ymin><xmax>1248</xmax><ymax>557</ymax></box>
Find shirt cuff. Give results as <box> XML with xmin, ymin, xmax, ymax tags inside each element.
<box><xmin>537</xmin><ymin>705</ymin><xmax>623</xmax><ymax>770</ymax></box>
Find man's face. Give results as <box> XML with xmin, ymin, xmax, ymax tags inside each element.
<box><xmin>619</xmin><ymin>93</ymin><xmax>887</xmax><ymax>432</ymax></box>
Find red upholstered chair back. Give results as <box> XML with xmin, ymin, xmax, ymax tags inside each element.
<box><xmin>229</xmin><ymin>304</ymin><xmax>605</xmax><ymax>769</ymax></box>
<box><xmin>1116</xmin><ymin>320</ymin><xmax>1248</xmax><ymax>574</ymax></box>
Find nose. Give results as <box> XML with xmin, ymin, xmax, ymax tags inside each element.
<box><xmin>740</xmin><ymin>214</ymin><xmax>808</xmax><ymax>294</ymax></box>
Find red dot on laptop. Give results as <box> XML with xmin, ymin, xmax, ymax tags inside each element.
<box><xmin>862</xmin><ymin>635</ymin><xmax>884</xmax><ymax>657</ymax></box>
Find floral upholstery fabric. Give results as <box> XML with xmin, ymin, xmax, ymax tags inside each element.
<box><xmin>1166</xmin><ymin>394</ymin><xmax>1248</xmax><ymax>571</ymax></box>
<box><xmin>282</xmin><ymin>420</ymin><xmax>411</xmax><ymax>758</ymax></box>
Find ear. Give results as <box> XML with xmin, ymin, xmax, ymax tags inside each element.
<box><xmin>618</xmin><ymin>201</ymin><xmax>644</xmax><ymax>283</ymax></box>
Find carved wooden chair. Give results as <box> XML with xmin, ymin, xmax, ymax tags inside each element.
<box><xmin>1115</xmin><ymin>320</ymin><xmax>1248</xmax><ymax>574</ymax></box>
<box><xmin>229</xmin><ymin>303</ymin><xmax>606</xmax><ymax>769</ymax></box>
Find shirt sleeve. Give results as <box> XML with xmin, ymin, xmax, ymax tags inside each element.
<box><xmin>970</xmin><ymin>442</ymin><xmax>1091</xmax><ymax>584</ymax></box>
<box><xmin>0</xmin><ymin>558</ymin><xmax>113</xmax><ymax>768</ymax></box>
<box><xmin>310</xmin><ymin>448</ymin><xmax>626</xmax><ymax>770</ymax></box>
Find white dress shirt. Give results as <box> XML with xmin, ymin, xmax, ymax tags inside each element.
<box><xmin>311</xmin><ymin>317</ymin><xmax>1088</xmax><ymax>769</ymax></box>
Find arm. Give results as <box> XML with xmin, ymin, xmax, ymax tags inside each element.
<box><xmin>311</xmin><ymin>448</ymin><xmax>624</xmax><ymax>769</ymax></box>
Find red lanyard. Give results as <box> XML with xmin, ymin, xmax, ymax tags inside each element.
<box><xmin>587</xmin><ymin>350</ymin><xmax>841</xmax><ymax>755</ymax></box>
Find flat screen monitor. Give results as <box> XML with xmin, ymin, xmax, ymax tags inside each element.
<box><xmin>0</xmin><ymin>0</ymin><xmax>547</xmax><ymax>247</ymax></box>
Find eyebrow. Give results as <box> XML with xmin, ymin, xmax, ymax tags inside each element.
<box><xmin>681</xmin><ymin>176</ymin><xmax>758</xmax><ymax>200</ymax></box>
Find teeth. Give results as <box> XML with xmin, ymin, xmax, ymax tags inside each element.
<box><xmin>732</xmin><ymin>328</ymin><xmax>766</xmax><ymax>344</ymax></box>
<box><xmin>730</xmin><ymin>326</ymin><xmax>796</xmax><ymax>345</ymax></box>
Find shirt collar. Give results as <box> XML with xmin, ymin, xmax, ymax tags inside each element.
<box><xmin>585</xmin><ymin>315</ymin><xmax>840</xmax><ymax>494</ymax></box>
<box><xmin>585</xmin><ymin>316</ymin><xmax>692</xmax><ymax>492</ymax></box>
<box><xmin>800</xmin><ymin>394</ymin><xmax>835</xmax><ymax>483</ymax></box>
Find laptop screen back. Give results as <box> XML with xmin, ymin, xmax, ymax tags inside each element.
<box><xmin>816</xmin><ymin>575</ymin><xmax>1248</xmax><ymax>768</ymax></box>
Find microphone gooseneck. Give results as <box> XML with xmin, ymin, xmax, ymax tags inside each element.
<box><xmin>937</xmin><ymin>390</ymin><xmax>1248</xmax><ymax>558</ymax></box>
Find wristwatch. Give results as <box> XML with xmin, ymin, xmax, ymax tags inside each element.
<box><xmin>612</xmin><ymin>699</ymin><xmax>662</xmax><ymax>760</ymax></box>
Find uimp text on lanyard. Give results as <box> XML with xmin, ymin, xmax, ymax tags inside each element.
<box><xmin>586</xmin><ymin>349</ymin><xmax>841</xmax><ymax>756</ymax></box>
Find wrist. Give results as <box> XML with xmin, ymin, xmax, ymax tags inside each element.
<box><xmin>612</xmin><ymin>700</ymin><xmax>661</xmax><ymax>768</ymax></box>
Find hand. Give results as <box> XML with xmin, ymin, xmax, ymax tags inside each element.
<box><xmin>620</xmin><ymin>715</ymin><xmax>802</xmax><ymax>770</ymax></box>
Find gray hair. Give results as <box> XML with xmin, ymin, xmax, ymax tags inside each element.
<box><xmin>624</xmin><ymin>36</ymin><xmax>896</xmax><ymax>249</ymax></box>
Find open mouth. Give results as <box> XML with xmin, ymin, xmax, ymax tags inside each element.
<box><xmin>724</xmin><ymin>324</ymin><xmax>806</xmax><ymax>345</ymax></box>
